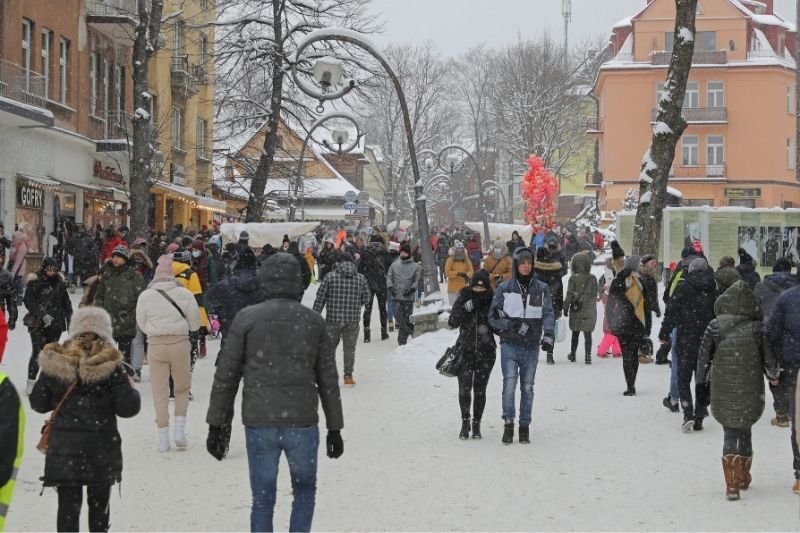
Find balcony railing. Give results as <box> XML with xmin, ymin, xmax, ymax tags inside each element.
<box><xmin>0</xmin><ymin>60</ymin><xmax>47</xmax><ymax>109</ymax></box>
<box><xmin>585</xmin><ymin>170</ymin><xmax>603</xmax><ymax>185</ymax></box>
<box><xmin>171</xmin><ymin>57</ymin><xmax>198</xmax><ymax>95</ymax></box>
<box><xmin>651</xmin><ymin>50</ymin><xmax>727</xmax><ymax>65</ymax></box>
<box><xmin>586</xmin><ymin>117</ymin><xmax>603</xmax><ymax>131</ymax></box>
<box><xmin>669</xmin><ymin>164</ymin><xmax>726</xmax><ymax>178</ymax></box>
<box><xmin>192</xmin><ymin>64</ymin><xmax>208</xmax><ymax>85</ymax></box>
<box><xmin>87</xmin><ymin>111</ymin><xmax>130</xmax><ymax>141</ymax></box>
<box><xmin>651</xmin><ymin>107</ymin><xmax>727</xmax><ymax>123</ymax></box>
<box><xmin>85</xmin><ymin>0</ymin><xmax>137</xmax><ymax>19</ymax></box>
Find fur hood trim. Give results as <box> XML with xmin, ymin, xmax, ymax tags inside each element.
<box><xmin>534</xmin><ymin>260</ymin><xmax>563</xmax><ymax>271</ymax></box>
<box><xmin>129</xmin><ymin>249</ymin><xmax>153</xmax><ymax>268</ymax></box>
<box><xmin>38</xmin><ymin>340</ymin><xmax>123</xmax><ymax>384</ymax></box>
<box><xmin>26</xmin><ymin>272</ymin><xmax>67</xmax><ymax>283</ymax></box>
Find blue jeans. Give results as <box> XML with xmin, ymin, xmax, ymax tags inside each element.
<box><xmin>245</xmin><ymin>425</ymin><xmax>319</xmax><ymax>533</ymax></box>
<box><xmin>500</xmin><ymin>343</ymin><xmax>540</xmax><ymax>426</ymax></box>
<box><xmin>386</xmin><ymin>290</ymin><xmax>394</xmax><ymax>322</ymax></box>
<box><xmin>669</xmin><ymin>329</ymin><xmax>679</xmax><ymax>401</ymax></box>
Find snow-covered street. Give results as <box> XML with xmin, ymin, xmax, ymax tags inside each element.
<box><xmin>4</xmin><ymin>284</ymin><xmax>800</xmax><ymax>532</ymax></box>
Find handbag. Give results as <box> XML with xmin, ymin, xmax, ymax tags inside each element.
<box><xmin>23</xmin><ymin>313</ymin><xmax>40</xmax><ymax>329</ymax></box>
<box><xmin>36</xmin><ymin>382</ymin><xmax>77</xmax><ymax>455</ymax></box>
<box><xmin>436</xmin><ymin>342</ymin><xmax>464</xmax><ymax>377</ymax></box>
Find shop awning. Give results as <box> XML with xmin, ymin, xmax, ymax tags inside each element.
<box><xmin>195</xmin><ymin>195</ymin><xmax>227</xmax><ymax>213</ymax></box>
<box><xmin>18</xmin><ymin>173</ymin><xmax>60</xmax><ymax>191</ymax></box>
<box><xmin>53</xmin><ymin>177</ymin><xmax>112</xmax><ymax>193</ymax></box>
<box><xmin>153</xmin><ymin>181</ymin><xmax>229</xmax><ymax>214</ymax></box>
<box><xmin>152</xmin><ymin>180</ymin><xmax>197</xmax><ymax>200</ymax></box>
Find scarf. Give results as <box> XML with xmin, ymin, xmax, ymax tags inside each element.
<box><xmin>624</xmin><ymin>273</ymin><xmax>646</xmax><ymax>327</ymax></box>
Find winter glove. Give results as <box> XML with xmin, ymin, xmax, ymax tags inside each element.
<box><xmin>402</xmin><ymin>288</ymin><xmax>416</xmax><ymax>297</ymax></box>
<box><xmin>463</xmin><ymin>300</ymin><xmax>474</xmax><ymax>312</ymax></box>
<box><xmin>42</xmin><ymin>314</ymin><xmax>53</xmax><ymax>327</ymax></box>
<box><xmin>457</xmin><ymin>272</ymin><xmax>469</xmax><ymax>280</ymax></box>
<box><xmin>562</xmin><ymin>305</ymin><xmax>568</xmax><ymax>317</ymax></box>
<box><xmin>206</xmin><ymin>425</ymin><xmax>229</xmax><ymax>461</ymax></box>
<box><xmin>7</xmin><ymin>321</ymin><xmax>14</xmax><ymax>331</ymax></box>
<box><xmin>540</xmin><ymin>335</ymin><xmax>554</xmax><ymax>354</ymax></box>
<box><xmin>326</xmin><ymin>430</ymin><xmax>344</xmax><ymax>459</ymax></box>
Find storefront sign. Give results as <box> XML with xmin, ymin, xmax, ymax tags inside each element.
<box><xmin>93</xmin><ymin>160</ymin><xmax>124</xmax><ymax>183</ymax></box>
<box><xmin>725</xmin><ymin>188</ymin><xmax>761</xmax><ymax>199</ymax></box>
<box><xmin>17</xmin><ymin>185</ymin><xmax>44</xmax><ymax>209</ymax></box>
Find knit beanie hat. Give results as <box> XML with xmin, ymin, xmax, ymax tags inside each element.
<box><xmin>173</xmin><ymin>250</ymin><xmax>191</xmax><ymax>264</ymax></box>
<box><xmin>111</xmin><ymin>245</ymin><xmax>129</xmax><ymax>261</ymax></box>
<box><xmin>611</xmin><ymin>240</ymin><xmax>625</xmax><ymax>260</ymax></box>
<box><xmin>68</xmin><ymin>307</ymin><xmax>115</xmax><ymax>344</ymax></box>
<box><xmin>493</xmin><ymin>239</ymin><xmax>505</xmax><ymax>253</ymax></box>
<box><xmin>239</xmin><ymin>231</ymin><xmax>250</xmax><ymax>242</ymax></box>
<box><xmin>641</xmin><ymin>254</ymin><xmax>657</xmax><ymax>265</ymax></box>
<box><xmin>236</xmin><ymin>248</ymin><xmax>257</xmax><ymax>269</ymax></box>
<box><xmin>624</xmin><ymin>255</ymin><xmax>641</xmax><ymax>272</ymax></box>
<box><xmin>166</xmin><ymin>242</ymin><xmax>180</xmax><ymax>254</ymax></box>
<box><xmin>370</xmin><ymin>234</ymin><xmax>384</xmax><ymax>244</ymax></box>
<box><xmin>515</xmin><ymin>248</ymin><xmax>534</xmax><ymax>265</ymax></box>
<box><xmin>689</xmin><ymin>257</ymin><xmax>709</xmax><ymax>273</ymax></box>
<box><xmin>154</xmin><ymin>254</ymin><xmax>174</xmax><ymax>279</ymax></box>
<box><xmin>282</xmin><ymin>234</ymin><xmax>290</xmax><ymax>244</ymax></box>
<box><xmin>470</xmin><ymin>269</ymin><xmax>491</xmax><ymax>288</ymax></box>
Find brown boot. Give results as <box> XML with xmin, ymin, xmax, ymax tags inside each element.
<box><xmin>722</xmin><ymin>455</ymin><xmax>740</xmax><ymax>501</ymax></box>
<box><xmin>740</xmin><ymin>455</ymin><xmax>752</xmax><ymax>490</ymax></box>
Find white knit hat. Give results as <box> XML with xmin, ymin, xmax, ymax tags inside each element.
<box><xmin>68</xmin><ymin>307</ymin><xmax>115</xmax><ymax>344</ymax></box>
<box><xmin>454</xmin><ymin>240</ymin><xmax>464</xmax><ymax>249</ymax></box>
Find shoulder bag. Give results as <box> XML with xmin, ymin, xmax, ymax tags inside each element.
<box><xmin>435</xmin><ymin>340</ymin><xmax>464</xmax><ymax>378</ymax></box>
<box><xmin>37</xmin><ymin>382</ymin><xmax>77</xmax><ymax>454</ymax></box>
<box><xmin>156</xmin><ymin>289</ymin><xmax>188</xmax><ymax>324</ymax></box>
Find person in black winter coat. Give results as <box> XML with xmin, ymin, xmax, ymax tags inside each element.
<box><xmin>23</xmin><ymin>257</ymin><xmax>73</xmax><ymax>391</ymax></box>
<box><xmin>287</xmin><ymin>241</ymin><xmax>312</xmax><ymax>293</ymax></box>
<box><xmin>30</xmin><ymin>307</ymin><xmax>140</xmax><ymax>532</ymax></box>
<box><xmin>534</xmin><ymin>239</ymin><xmax>567</xmax><ymax>365</ymax></box>
<box><xmin>737</xmin><ymin>248</ymin><xmax>762</xmax><ymax>289</ymax></box>
<box><xmin>449</xmin><ymin>269</ymin><xmax>497</xmax><ymax>440</ymax></box>
<box><xmin>435</xmin><ymin>232</ymin><xmax>450</xmax><ymax>282</ymax></box>
<box><xmin>318</xmin><ymin>240</ymin><xmax>337</xmax><ymax>281</ymax></box>
<box><xmin>659</xmin><ymin>257</ymin><xmax>716</xmax><ymax>431</ymax></box>
<box><xmin>638</xmin><ymin>255</ymin><xmax>661</xmax><ymax>363</ymax></box>
<box><xmin>359</xmin><ymin>236</ymin><xmax>390</xmax><ymax>342</ymax></box>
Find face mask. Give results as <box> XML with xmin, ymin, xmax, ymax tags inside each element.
<box><xmin>191</xmin><ymin>250</ymin><xmax>201</xmax><ymax>258</ymax></box>
<box><xmin>493</xmin><ymin>249</ymin><xmax>503</xmax><ymax>260</ymax></box>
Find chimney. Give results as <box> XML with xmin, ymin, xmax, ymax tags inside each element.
<box><xmin>762</xmin><ymin>0</ymin><xmax>774</xmax><ymax>14</ymax></box>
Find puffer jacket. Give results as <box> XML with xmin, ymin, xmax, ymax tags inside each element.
<box><xmin>136</xmin><ymin>278</ymin><xmax>201</xmax><ymax>337</ymax></box>
<box><xmin>312</xmin><ymin>261</ymin><xmax>369</xmax><ymax>323</ymax></box>
<box><xmin>173</xmin><ymin>260</ymin><xmax>208</xmax><ymax>328</ymax></box>
<box><xmin>488</xmin><ymin>248</ymin><xmax>555</xmax><ymax>347</ymax></box>
<box><xmin>448</xmin><ymin>286</ymin><xmax>496</xmax><ymax>370</ymax></box>
<box><xmin>0</xmin><ymin>268</ymin><xmax>17</xmax><ymax>327</ymax></box>
<box><xmin>767</xmin><ymin>285</ymin><xmax>800</xmax><ymax>369</ymax></box>
<box><xmin>444</xmin><ymin>254</ymin><xmax>474</xmax><ymax>294</ymax></box>
<box><xmin>483</xmin><ymin>253</ymin><xmax>513</xmax><ymax>289</ymax></box>
<box><xmin>206</xmin><ymin>253</ymin><xmax>343</xmax><ymax>429</ymax></box>
<box><xmin>659</xmin><ymin>267</ymin><xmax>717</xmax><ymax>348</ymax></box>
<box><xmin>24</xmin><ymin>269</ymin><xmax>72</xmax><ymax>333</ymax></box>
<box><xmin>387</xmin><ymin>257</ymin><xmax>420</xmax><ymax>301</ymax></box>
<box><xmin>754</xmin><ymin>271</ymin><xmax>797</xmax><ymax>321</ymax></box>
<box><xmin>318</xmin><ymin>243</ymin><xmax>337</xmax><ymax>281</ymax></box>
<box><xmin>534</xmin><ymin>246</ymin><xmax>567</xmax><ymax>319</ymax></box>
<box><xmin>94</xmin><ymin>263</ymin><xmax>146</xmax><ymax>338</ymax></box>
<box><xmin>67</xmin><ymin>231</ymin><xmax>98</xmax><ymax>278</ymax></box>
<box><xmin>205</xmin><ymin>266</ymin><xmax>267</xmax><ymax>338</ymax></box>
<box><xmin>563</xmin><ymin>252</ymin><xmax>598</xmax><ymax>333</ymax></box>
<box><xmin>358</xmin><ymin>242</ymin><xmax>389</xmax><ymax>292</ymax></box>
<box><xmin>698</xmin><ymin>281</ymin><xmax>779</xmax><ymax>429</ymax></box>
<box><xmin>29</xmin><ymin>339</ymin><xmax>140</xmax><ymax>486</ymax></box>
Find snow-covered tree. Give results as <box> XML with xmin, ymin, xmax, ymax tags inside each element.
<box><xmin>622</xmin><ymin>188</ymin><xmax>638</xmax><ymax>211</ymax></box>
<box><xmin>574</xmin><ymin>200</ymin><xmax>600</xmax><ymax>230</ymax></box>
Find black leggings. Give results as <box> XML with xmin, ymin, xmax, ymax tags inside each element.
<box><xmin>57</xmin><ymin>484</ymin><xmax>112</xmax><ymax>532</ymax></box>
<box><xmin>363</xmin><ymin>289</ymin><xmax>388</xmax><ymax>331</ymax></box>
<box><xmin>723</xmin><ymin>427</ymin><xmax>753</xmax><ymax>456</ymax></box>
<box><xmin>620</xmin><ymin>336</ymin><xmax>641</xmax><ymax>390</ymax></box>
<box><xmin>677</xmin><ymin>346</ymin><xmax>710</xmax><ymax>419</ymax></box>
<box><xmin>457</xmin><ymin>359</ymin><xmax>495</xmax><ymax>421</ymax></box>
<box><xmin>28</xmin><ymin>327</ymin><xmax>64</xmax><ymax>380</ymax></box>
<box><xmin>570</xmin><ymin>331</ymin><xmax>592</xmax><ymax>355</ymax></box>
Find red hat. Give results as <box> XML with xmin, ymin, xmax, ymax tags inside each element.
<box><xmin>668</xmin><ymin>261</ymin><xmax>677</xmax><ymax>271</ymax></box>
<box><xmin>692</xmin><ymin>239</ymin><xmax>704</xmax><ymax>253</ymax></box>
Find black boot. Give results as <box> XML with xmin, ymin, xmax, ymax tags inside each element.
<box><xmin>471</xmin><ymin>420</ymin><xmax>482</xmax><ymax>439</ymax></box>
<box><xmin>546</xmin><ymin>352</ymin><xmax>555</xmax><ymax>365</ymax></box>
<box><xmin>364</xmin><ymin>327</ymin><xmax>371</xmax><ymax>343</ymax></box>
<box><xmin>567</xmin><ymin>352</ymin><xmax>576</xmax><ymax>363</ymax></box>
<box><xmin>519</xmin><ymin>425</ymin><xmax>530</xmax><ymax>444</ymax></box>
<box><xmin>380</xmin><ymin>327</ymin><xmax>389</xmax><ymax>340</ymax></box>
<box><xmin>459</xmin><ymin>418</ymin><xmax>470</xmax><ymax>440</ymax></box>
<box><xmin>502</xmin><ymin>422</ymin><xmax>514</xmax><ymax>444</ymax></box>
<box><xmin>585</xmin><ymin>346</ymin><xmax>592</xmax><ymax>365</ymax></box>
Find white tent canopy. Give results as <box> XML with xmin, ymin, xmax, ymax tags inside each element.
<box><xmin>219</xmin><ymin>222</ymin><xmax>319</xmax><ymax>248</ymax></box>
<box><xmin>464</xmin><ymin>222</ymin><xmax>532</xmax><ymax>245</ymax></box>
<box><xmin>386</xmin><ymin>220</ymin><xmax>414</xmax><ymax>232</ymax></box>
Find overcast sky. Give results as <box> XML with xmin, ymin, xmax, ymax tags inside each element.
<box><xmin>366</xmin><ymin>0</ymin><xmax>796</xmax><ymax>57</ymax></box>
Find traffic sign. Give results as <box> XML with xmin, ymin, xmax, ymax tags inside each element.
<box><xmin>343</xmin><ymin>202</ymin><xmax>358</xmax><ymax>210</ymax></box>
<box><xmin>345</xmin><ymin>214</ymin><xmax>362</xmax><ymax>220</ymax></box>
<box><xmin>356</xmin><ymin>205</ymin><xmax>370</xmax><ymax>216</ymax></box>
<box><xmin>357</xmin><ymin>191</ymin><xmax>370</xmax><ymax>203</ymax></box>
<box><xmin>344</xmin><ymin>190</ymin><xmax>357</xmax><ymax>203</ymax></box>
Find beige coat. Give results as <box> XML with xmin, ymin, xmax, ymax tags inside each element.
<box><xmin>445</xmin><ymin>256</ymin><xmax>474</xmax><ymax>294</ymax></box>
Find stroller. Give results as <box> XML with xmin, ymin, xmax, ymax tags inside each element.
<box><xmin>208</xmin><ymin>313</ymin><xmax>221</xmax><ymax>339</ymax></box>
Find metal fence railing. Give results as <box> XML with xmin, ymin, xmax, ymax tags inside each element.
<box><xmin>0</xmin><ymin>59</ymin><xmax>47</xmax><ymax>109</ymax></box>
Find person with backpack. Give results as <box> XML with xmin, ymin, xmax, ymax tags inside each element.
<box><xmin>465</xmin><ymin>234</ymin><xmax>483</xmax><ymax>271</ymax></box>
<box><xmin>563</xmin><ymin>252</ymin><xmax>598</xmax><ymax>365</ymax></box>
<box><xmin>445</xmin><ymin>241</ymin><xmax>474</xmax><ymax>305</ymax></box>
<box><xmin>448</xmin><ymin>269</ymin><xmax>496</xmax><ymax>440</ymax></box>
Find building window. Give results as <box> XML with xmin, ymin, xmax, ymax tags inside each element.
<box><xmin>173</xmin><ymin>20</ymin><xmax>185</xmax><ymax>59</ymax></box>
<box><xmin>684</xmin><ymin>199</ymin><xmax>714</xmax><ymax>207</ymax></box>
<box><xmin>41</xmin><ymin>29</ymin><xmax>52</xmax><ymax>100</ymax></box>
<box><xmin>89</xmin><ymin>53</ymin><xmax>98</xmax><ymax>115</ymax></box>
<box><xmin>707</xmin><ymin>81</ymin><xmax>724</xmax><ymax>108</ymax></box>
<box><xmin>684</xmin><ymin>82</ymin><xmax>699</xmax><ymax>108</ymax></box>
<box><xmin>200</xmin><ymin>0</ymin><xmax>208</xmax><ymax>8</ymax></box>
<box><xmin>103</xmin><ymin>60</ymin><xmax>111</xmax><ymax>118</ymax></box>
<box><xmin>666</xmin><ymin>31</ymin><xmax>715</xmax><ymax>51</ymax></box>
<box><xmin>729</xmin><ymin>198</ymin><xmax>756</xmax><ymax>208</ymax></box>
<box><xmin>707</xmin><ymin>136</ymin><xmax>724</xmax><ymax>165</ymax></box>
<box><xmin>114</xmin><ymin>65</ymin><xmax>123</xmax><ymax>117</ymax></box>
<box><xmin>788</xmin><ymin>86</ymin><xmax>795</xmax><ymax>114</ymax></box>
<box><xmin>682</xmin><ymin>135</ymin><xmax>698</xmax><ymax>165</ymax></box>
<box><xmin>171</xmin><ymin>107</ymin><xmax>183</xmax><ymax>149</ymax></box>
<box><xmin>199</xmin><ymin>34</ymin><xmax>208</xmax><ymax>65</ymax></box>
<box><xmin>196</xmin><ymin>118</ymin><xmax>207</xmax><ymax>158</ymax></box>
<box><xmin>59</xmin><ymin>38</ymin><xmax>69</xmax><ymax>104</ymax></box>
<box><xmin>788</xmin><ymin>138</ymin><xmax>795</xmax><ymax>170</ymax></box>
<box><xmin>22</xmin><ymin>19</ymin><xmax>32</xmax><ymax>89</ymax></box>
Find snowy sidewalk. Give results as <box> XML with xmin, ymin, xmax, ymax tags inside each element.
<box><xmin>4</xmin><ymin>287</ymin><xmax>800</xmax><ymax>531</ymax></box>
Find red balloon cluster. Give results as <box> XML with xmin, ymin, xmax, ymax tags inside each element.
<box><xmin>520</xmin><ymin>155</ymin><xmax>558</xmax><ymax>230</ymax></box>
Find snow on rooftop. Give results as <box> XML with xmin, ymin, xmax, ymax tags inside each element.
<box><xmin>612</xmin><ymin>16</ymin><xmax>632</xmax><ymax>29</ymax></box>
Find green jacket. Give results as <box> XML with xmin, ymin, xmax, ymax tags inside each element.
<box><xmin>697</xmin><ymin>281</ymin><xmax>779</xmax><ymax>429</ymax></box>
<box><xmin>563</xmin><ymin>253</ymin><xmax>598</xmax><ymax>333</ymax></box>
<box><xmin>0</xmin><ymin>372</ymin><xmax>24</xmax><ymax>532</ymax></box>
<box><xmin>94</xmin><ymin>263</ymin><xmax>146</xmax><ymax>337</ymax></box>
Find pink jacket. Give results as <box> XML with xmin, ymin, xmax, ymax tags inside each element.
<box><xmin>9</xmin><ymin>230</ymin><xmax>28</xmax><ymax>277</ymax></box>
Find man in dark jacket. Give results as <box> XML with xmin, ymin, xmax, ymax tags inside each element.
<box><xmin>435</xmin><ymin>232</ymin><xmax>451</xmax><ymax>282</ymax></box>
<box><xmin>659</xmin><ymin>257</ymin><xmax>716</xmax><ymax>431</ymax></box>
<box><xmin>359</xmin><ymin>235</ymin><xmax>390</xmax><ymax>342</ymax></box>
<box><xmin>66</xmin><ymin>224</ymin><xmax>98</xmax><ymax>286</ymax></box>
<box><xmin>534</xmin><ymin>238</ymin><xmax>567</xmax><ymax>365</ymax></box>
<box><xmin>639</xmin><ymin>255</ymin><xmax>661</xmax><ymax>364</ymax></box>
<box><xmin>0</xmin><ymin>247</ymin><xmax>17</xmax><ymax>332</ymax></box>
<box><xmin>313</xmin><ymin>256</ymin><xmax>370</xmax><ymax>387</ymax></box>
<box><xmin>206</xmin><ymin>253</ymin><xmax>344</xmax><ymax>533</ymax></box>
<box><xmin>94</xmin><ymin>246</ymin><xmax>146</xmax><ymax>368</ymax></box>
<box><xmin>488</xmin><ymin>247</ymin><xmax>555</xmax><ymax>445</ymax></box>
<box><xmin>757</xmin><ymin>258</ymin><xmax>799</xmax><ymax>428</ymax></box>
<box><xmin>386</xmin><ymin>243</ymin><xmax>419</xmax><ymax>346</ymax></box>
<box><xmin>287</xmin><ymin>241</ymin><xmax>312</xmax><ymax>293</ymax></box>
<box><xmin>737</xmin><ymin>248</ymin><xmax>762</xmax><ymax>289</ymax></box>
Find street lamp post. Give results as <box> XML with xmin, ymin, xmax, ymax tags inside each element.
<box><xmin>435</xmin><ymin>144</ymin><xmax>492</xmax><ymax>248</ymax></box>
<box><xmin>289</xmin><ymin>28</ymin><xmax>440</xmax><ymax>301</ymax></box>
<box><xmin>288</xmin><ymin>111</ymin><xmax>363</xmax><ymax>222</ymax></box>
